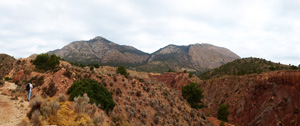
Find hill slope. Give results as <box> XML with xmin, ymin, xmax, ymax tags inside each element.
<box><xmin>199</xmin><ymin>57</ymin><xmax>294</xmax><ymax>80</ymax></box>
<box><xmin>49</xmin><ymin>36</ymin><xmax>240</xmax><ymax>73</ymax></box>
<box><xmin>0</xmin><ymin>54</ymin><xmax>15</xmax><ymax>64</ymax></box>
<box><xmin>0</xmin><ymin>58</ymin><xmax>214</xmax><ymax>126</ymax></box>
<box><xmin>0</xmin><ymin>54</ymin><xmax>15</xmax><ymax>77</ymax></box>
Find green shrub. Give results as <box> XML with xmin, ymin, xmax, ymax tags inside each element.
<box><xmin>116</xmin><ymin>65</ymin><xmax>129</xmax><ymax>76</ymax></box>
<box><xmin>67</xmin><ymin>79</ymin><xmax>116</xmax><ymax>113</ymax></box>
<box><xmin>188</xmin><ymin>73</ymin><xmax>193</xmax><ymax>78</ymax></box>
<box><xmin>87</xmin><ymin>63</ymin><xmax>100</xmax><ymax>68</ymax></box>
<box><xmin>33</xmin><ymin>53</ymin><xmax>60</xmax><ymax>71</ymax></box>
<box><xmin>220</xmin><ymin>121</ymin><xmax>225</xmax><ymax>126</ymax></box>
<box><xmin>168</xmin><ymin>69</ymin><xmax>175</xmax><ymax>72</ymax></box>
<box><xmin>182</xmin><ymin>82</ymin><xmax>204</xmax><ymax>109</ymax></box>
<box><xmin>217</xmin><ymin>104</ymin><xmax>230</xmax><ymax>122</ymax></box>
<box><xmin>5</xmin><ymin>77</ymin><xmax>12</xmax><ymax>81</ymax></box>
<box><xmin>90</xmin><ymin>66</ymin><xmax>94</xmax><ymax>71</ymax></box>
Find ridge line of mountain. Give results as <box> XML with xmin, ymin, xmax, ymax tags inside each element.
<box><xmin>48</xmin><ymin>36</ymin><xmax>240</xmax><ymax>73</ymax></box>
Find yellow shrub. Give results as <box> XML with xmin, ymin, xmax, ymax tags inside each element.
<box><xmin>73</xmin><ymin>114</ymin><xmax>94</xmax><ymax>126</ymax></box>
<box><xmin>57</xmin><ymin>101</ymin><xmax>94</xmax><ymax>126</ymax></box>
<box><xmin>57</xmin><ymin>101</ymin><xmax>77</xmax><ymax>126</ymax></box>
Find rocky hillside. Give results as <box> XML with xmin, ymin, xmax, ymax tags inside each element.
<box><xmin>136</xmin><ymin>44</ymin><xmax>240</xmax><ymax>73</ymax></box>
<box><xmin>199</xmin><ymin>70</ymin><xmax>300</xmax><ymax>126</ymax></box>
<box><xmin>1</xmin><ymin>58</ymin><xmax>214</xmax><ymax>126</ymax></box>
<box><xmin>49</xmin><ymin>36</ymin><xmax>240</xmax><ymax>73</ymax></box>
<box><xmin>48</xmin><ymin>36</ymin><xmax>150</xmax><ymax>66</ymax></box>
<box><xmin>152</xmin><ymin>68</ymin><xmax>300</xmax><ymax>125</ymax></box>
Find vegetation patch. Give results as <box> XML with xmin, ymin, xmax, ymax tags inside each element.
<box><xmin>182</xmin><ymin>82</ymin><xmax>204</xmax><ymax>109</ymax></box>
<box><xmin>33</xmin><ymin>53</ymin><xmax>60</xmax><ymax>71</ymax></box>
<box><xmin>217</xmin><ymin>104</ymin><xmax>230</xmax><ymax>122</ymax></box>
<box><xmin>116</xmin><ymin>65</ymin><xmax>129</xmax><ymax>76</ymax></box>
<box><xmin>67</xmin><ymin>78</ymin><xmax>116</xmax><ymax>113</ymax></box>
<box><xmin>200</xmin><ymin>57</ymin><xmax>294</xmax><ymax>80</ymax></box>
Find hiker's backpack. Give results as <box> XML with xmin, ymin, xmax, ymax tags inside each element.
<box><xmin>26</xmin><ymin>83</ymin><xmax>30</xmax><ymax>91</ymax></box>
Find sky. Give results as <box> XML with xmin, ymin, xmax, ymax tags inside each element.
<box><xmin>0</xmin><ymin>0</ymin><xmax>300</xmax><ymax>65</ymax></box>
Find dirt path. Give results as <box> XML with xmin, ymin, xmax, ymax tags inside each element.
<box><xmin>0</xmin><ymin>82</ymin><xmax>29</xmax><ymax>126</ymax></box>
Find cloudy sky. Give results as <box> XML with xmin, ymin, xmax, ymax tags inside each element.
<box><xmin>0</xmin><ymin>0</ymin><xmax>299</xmax><ymax>65</ymax></box>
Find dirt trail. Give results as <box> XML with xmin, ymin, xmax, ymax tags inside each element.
<box><xmin>0</xmin><ymin>82</ymin><xmax>29</xmax><ymax>126</ymax></box>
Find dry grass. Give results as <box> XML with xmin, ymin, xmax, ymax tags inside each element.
<box><xmin>17</xmin><ymin>118</ymin><xmax>30</xmax><ymax>126</ymax></box>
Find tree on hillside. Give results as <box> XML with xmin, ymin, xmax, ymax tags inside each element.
<box><xmin>33</xmin><ymin>53</ymin><xmax>60</xmax><ymax>71</ymax></box>
<box><xmin>217</xmin><ymin>104</ymin><xmax>230</xmax><ymax>122</ymax></box>
<box><xmin>67</xmin><ymin>79</ymin><xmax>116</xmax><ymax>113</ymax></box>
<box><xmin>116</xmin><ymin>65</ymin><xmax>129</xmax><ymax>76</ymax></box>
<box><xmin>182</xmin><ymin>82</ymin><xmax>204</xmax><ymax>109</ymax></box>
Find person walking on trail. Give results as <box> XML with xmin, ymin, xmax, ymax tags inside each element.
<box><xmin>26</xmin><ymin>82</ymin><xmax>33</xmax><ymax>101</ymax></box>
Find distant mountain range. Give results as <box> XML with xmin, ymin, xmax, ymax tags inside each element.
<box><xmin>48</xmin><ymin>36</ymin><xmax>240</xmax><ymax>73</ymax></box>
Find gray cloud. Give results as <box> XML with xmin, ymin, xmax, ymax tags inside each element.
<box><xmin>0</xmin><ymin>0</ymin><xmax>299</xmax><ymax>65</ymax></box>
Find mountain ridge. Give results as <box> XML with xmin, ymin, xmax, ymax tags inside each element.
<box><xmin>49</xmin><ymin>36</ymin><xmax>240</xmax><ymax>73</ymax></box>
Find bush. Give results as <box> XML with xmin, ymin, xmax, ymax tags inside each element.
<box><xmin>182</xmin><ymin>82</ymin><xmax>204</xmax><ymax>109</ymax></box>
<box><xmin>0</xmin><ymin>80</ymin><xmax>4</xmax><ymax>86</ymax></box>
<box><xmin>57</xmin><ymin>101</ymin><xmax>94</xmax><ymax>126</ymax></box>
<box><xmin>59</xmin><ymin>94</ymin><xmax>67</xmax><ymax>102</ymax></box>
<box><xmin>116</xmin><ymin>65</ymin><xmax>129</xmax><ymax>76</ymax></box>
<box><xmin>188</xmin><ymin>73</ymin><xmax>193</xmax><ymax>78</ymax></box>
<box><xmin>217</xmin><ymin>104</ymin><xmax>230</xmax><ymax>122</ymax></box>
<box><xmin>33</xmin><ymin>53</ymin><xmax>60</xmax><ymax>71</ymax></box>
<box><xmin>35</xmin><ymin>76</ymin><xmax>44</xmax><ymax>86</ymax></box>
<box><xmin>63</xmin><ymin>70</ymin><xmax>72</xmax><ymax>78</ymax></box>
<box><xmin>220</xmin><ymin>121</ymin><xmax>225</xmax><ymax>126</ymax></box>
<box><xmin>42</xmin><ymin>82</ymin><xmax>58</xmax><ymax>97</ymax></box>
<box><xmin>168</xmin><ymin>69</ymin><xmax>175</xmax><ymax>72</ymax></box>
<box><xmin>67</xmin><ymin>79</ymin><xmax>116</xmax><ymax>113</ymax></box>
<box><xmin>27</xmin><ymin>95</ymin><xmax>42</xmax><ymax>119</ymax></box>
<box><xmin>116</xmin><ymin>88</ymin><xmax>122</xmax><ymax>96</ymax></box>
<box><xmin>5</xmin><ymin>77</ymin><xmax>12</xmax><ymax>81</ymax></box>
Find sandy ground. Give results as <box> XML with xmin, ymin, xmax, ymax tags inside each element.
<box><xmin>0</xmin><ymin>82</ymin><xmax>29</xmax><ymax>126</ymax></box>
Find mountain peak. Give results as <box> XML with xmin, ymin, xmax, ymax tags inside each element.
<box><xmin>89</xmin><ymin>36</ymin><xmax>112</xmax><ymax>43</ymax></box>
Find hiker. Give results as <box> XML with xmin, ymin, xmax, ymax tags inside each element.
<box><xmin>26</xmin><ymin>82</ymin><xmax>33</xmax><ymax>101</ymax></box>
